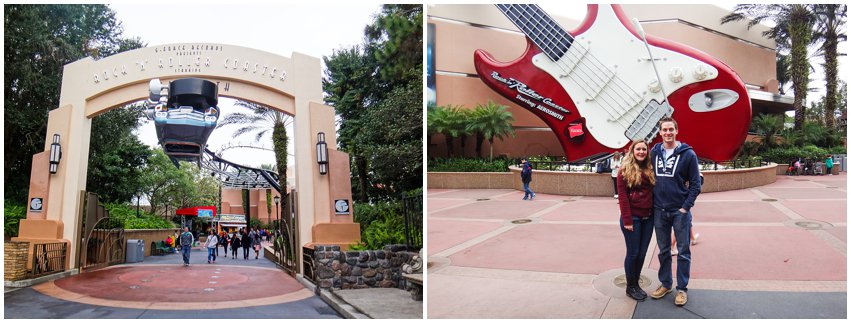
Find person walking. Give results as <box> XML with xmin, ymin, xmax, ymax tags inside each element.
<box><xmin>206</xmin><ymin>230</ymin><xmax>219</xmax><ymax>264</ymax></box>
<box><xmin>520</xmin><ymin>158</ymin><xmax>535</xmax><ymax>200</ymax></box>
<box><xmin>221</xmin><ymin>230</ymin><xmax>230</xmax><ymax>258</ymax></box>
<box><xmin>242</xmin><ymin>228</ymin><xmax>252</xmax><ymax>260</ymax></box>
<box><xmin>611</xmin><ymin>152</ymin><xmax>623</xmax><ymax>198</ymax></box>
<box><xmin>617</xmin><ymin>140</ymin><xmax>655</xmax><ymax>301</ymax></box>
<box><xmin>252</xmin><ymin>228</ymin><xmax>263</xmax><ymax>259</ymax></box>
<box><xmin>231</xmin><ymin>231</ymin><xmax>241</xmax><ymax>259</ymax></box>
<box><xmin>649</xmin><ymin>117</ymin><xmax>701</xmax><ymax>306</ymax></box>
<box><xmin>826</xmin><ymin>155</ymin><xmax>834</xmax><ymax>176</ymax></box>
<box><xmin>179</xmin><ymin>226</ymin><xmax>194</xmax><ymax>266</ymax></box>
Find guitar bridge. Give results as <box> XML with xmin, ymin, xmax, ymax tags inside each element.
<box><xmin>625</xmin><ymin>100</ymin><xmax>673</xmax><ymax>142</ymax></box>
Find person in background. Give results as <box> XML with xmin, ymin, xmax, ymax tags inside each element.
<box><xmin>179</xmin><ymin>226</ymin><xmax>194</xmax><ymax>266</ymax></box>
<box><xmin>826</xmin><ymin>155</ymin><xmax>834</xmax><ymax>176</ymax></box>
<box><xmin>520</xmin><ymin>158</ymin><xmax>535</xmax><ymax>200</ymax></box>
<box><xmin>231</xmin><ymin>230</ymin><xmax>241</xmax><ymax>259</ymax></box>
<box><xmin>611</xmin><ymin>152</ymin><xmax>623</xmax><ymax>199</ymax></box>
<box><xmin>241</xmin><ymin>228</ymin><xmax>252</xmax><ymax>260</ymax></box>
<box><xmin>252</xmin><ymin>228</ymin><xmax>262</xmax><ymax>259</ymax></box>
<box><xmin>206</xmin><ymin>229</ymin><xmax>219</xmax><ymax>264</ymax></box>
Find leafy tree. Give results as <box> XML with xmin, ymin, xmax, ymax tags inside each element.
<box><xmin>723</xmin><ymin>4</ymin><xmax>816</xmax><ymax>131</ymax></box>
<box><xmin>812</xmin><ymin>4</ymin><xmax>846</xmax><ymax>129</ymax></box>
<box><xmin>323</xmin><ymin>4</ymin><xmax>423</xmax><ymax>202</ymax></box>
<box><xmin>86</xmin><ymin>104</ymin><xmax>151</xmax><ymax>203</ymax></box>
<box><xmin>4</xmin><ymin>4</ymin><xmax>144</xmax><ymax>203</ymax></box>
<box><xmin>140</xmin><ymin>149</ymin><xmax>217</xmax><ymax>218</ymax></box>
<box><xmin>469</xmin><ymin>101</ymin><xmax>516</xmax><ymax>160</ymax></box>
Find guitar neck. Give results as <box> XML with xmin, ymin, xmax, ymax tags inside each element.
<box><xmin>496</xmin><ymin>4</ymin><xmax>574</xmax><ymax>61</ymax></box>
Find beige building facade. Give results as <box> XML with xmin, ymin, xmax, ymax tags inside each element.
<box><xmin>428</xmin><ymin>4</ymin><xmax>792</xmax><ymax>158</ymax></box>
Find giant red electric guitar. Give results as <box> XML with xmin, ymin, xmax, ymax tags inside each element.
<box><xmin>475</xmin><ymin>4</ymin><xmax>751</xmax><ymax>162</ymax></box>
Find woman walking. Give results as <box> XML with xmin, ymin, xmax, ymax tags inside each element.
<box><xmin>206</xmin><ymin>230</ymin><xmax>219</xmax><ymax>264</ymax></box>
<box><xmin>617</xmin><ymin>140</ymin><xmax>655</xmax><ymax>301</ymax></box>
<box><xmin>231</xmin><ymin>231</ymin><xmax>241</xmax><ymax>259</ymax></box>
<box><xmin>221</xmin><ymin>230</ymin><xmax>230</xmax><ymax>258</ymax></box>
<box><xmin>253</xmin><ymin>229</ymin><xmax>263</xmax><ymax>259</ymax></box>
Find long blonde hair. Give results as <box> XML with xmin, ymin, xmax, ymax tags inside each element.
<box><xmin>620</xmin><ymin>140</ymin><xmax>655</xmax><ymax>188</ymax></box>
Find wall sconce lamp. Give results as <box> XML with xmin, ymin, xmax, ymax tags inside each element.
<box><xmin>316</xmin><ymin>132</ymin><xmax>328</xmax><ymax>175</ymax></box>
<box><xmin>49</xmin><ymin>134</ymin><xmax>62</xmax><ymax>174</ymax></box>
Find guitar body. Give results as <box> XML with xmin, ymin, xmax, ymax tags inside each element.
<box><xmin>475</xmin><ymin>4</ymin><xmax>751</xmax><ymax>162</ymax></box>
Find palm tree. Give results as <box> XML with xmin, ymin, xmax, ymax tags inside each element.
<box><xmin>722</xmin><ymin>4</ymin><xmax>816</xmax><ymax>131</ymax></box>
<box><xmin>468</xmin><ymin>100</ymin><xmax>515</xmax><ymax>160</ymax></box>
<box><xmin>812</xmin><ymin>4</ymin><xmax>847</xmax><ymax>129</ymax></box>
<box><xmin>216</xmin><ymin>101</ymin><xmax>292</xmax><ymax>193</ymax></box>
<box><xmin>751</xmin><ymin>113</ymin><xmax>784</xmax><ymax>149</ymax></box>
<box><xmin>429</xmin><ymin>105</ymin><xmax>465</xmax><ymax>157</ymax></box>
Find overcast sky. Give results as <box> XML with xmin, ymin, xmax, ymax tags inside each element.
<box><xmin>111</xmin><ymin>3</ymin><xmax>381</xmax><ymax>168</ymax></box>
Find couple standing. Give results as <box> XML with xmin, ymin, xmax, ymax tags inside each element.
<box><xmin>617</xmin><ymin>117</ymin><xmax>701</xmax><ymax>306</ymax></box>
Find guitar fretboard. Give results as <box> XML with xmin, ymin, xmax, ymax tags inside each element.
<box><xmin>496</xmin><ymin>4</ymin><xmax>574</xmax><ymax>61</ymax></box>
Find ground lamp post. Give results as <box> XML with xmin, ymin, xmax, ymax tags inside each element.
<box><xmin>48</xmin><ymin>134</ymin><xmax>62</xmax><ymax>174</ymax></box>
<box><xmin>273</xmin><ymin>195</ymin><xmax>280</xmax><ymax>238</ymax></box>
<box><xmin>316</xmin><ymin>132</ymin><xmax>328</xmax><ymax>175</ymax></box>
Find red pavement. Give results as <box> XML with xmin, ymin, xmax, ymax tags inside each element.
<box><xmin>427</xmin><ymin>173</ymin><xmax>847</xmax><ymax>318</ymax></box>
<box><xmin>53</xmin><ymin>265</ymin><xmax>303</xmax><ymax>302</ymax></box>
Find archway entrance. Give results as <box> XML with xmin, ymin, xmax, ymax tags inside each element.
<box><xmin>14</xmin><ymin>43</ymin><xmax>360</xmax><ymax>276</ymax></box>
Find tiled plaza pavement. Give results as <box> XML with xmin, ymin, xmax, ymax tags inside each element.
<box><xmin>4</xmin><ymin>245</ymin><xmax>342</xmax><ymax>319</ymax></box>
<box><xmin>427</xmin><ymin>174</ymin><xmax>847</xmax><ymax>319</ymax></box>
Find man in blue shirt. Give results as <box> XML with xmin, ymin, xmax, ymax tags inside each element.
<box><xmin>649</xmin><ymin>117</ymin><xmax>701</xmax><ymax>306</ymax></box>
<box><xmin>179</xmin><ymin>226</ymin><xmax>194</xmax><ymax>266</ymax></box>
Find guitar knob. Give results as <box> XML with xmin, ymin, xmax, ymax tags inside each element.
<box><xmin>693</xmin><ymin>64</ymin><xmax>708</xmax><ymax>80</ymax></box>
<box><xmin>669</xmin><ymin>67</ymin><xmax>683</xmax><ymax>83</ymax></box>
<box><xmin>648</xmin><ymin>80</ymin><xmax>662</xmax><ymax>93</ymax></box>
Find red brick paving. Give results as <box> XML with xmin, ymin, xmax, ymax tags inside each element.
<box><xmin>53</xmin><ymin>265</ymin><xmax>303</xmax><ymax>302</ymax></box>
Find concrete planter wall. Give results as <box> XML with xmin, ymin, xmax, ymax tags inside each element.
<box><xmin>427</xmin><ymin>163</ymin><xmax>778</xmax><ymax>195</ymax></box>
<box><xmin>124</xmin><ymin>229</ymin><xmax>178</xmax><ymax>257</ymax></box>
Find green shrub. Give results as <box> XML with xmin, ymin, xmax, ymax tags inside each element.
<box><xmin>427</xmin><ymin>157</ymin><xmax>512</xmax><ymax>172</ymax></box>
<box><xmin>352</xmin><ymin>200</ymin><xmax>408</xmax><ymax>250</ymax></box>
<box><xmin>4</xmin><ymin>200</ymin><xmax>27</xmax><ymax>238</ymax></box>
<box><xmin>104</xmin><ymin>203</ymin><xmax>175</xmax><ymax>229</ymax></box>
<box><xmin>830</xmin><ymin>146</ymin><xmax>847</xmax><ymax>154</ymax></box>
<box><xmin>760</xmin><ymin>145</ymin><xmax>830</xmax><ymax>164</ymax></box>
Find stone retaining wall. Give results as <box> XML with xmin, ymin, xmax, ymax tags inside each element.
<box><xmin>427</xmin><ymin>163</ymin><xmax>778</xmax><ymax>195</ymax></box>
<box><xmin>313</xmin><ymin>244</ymin><xmax>415</xmax><ymax>290</ymax></box>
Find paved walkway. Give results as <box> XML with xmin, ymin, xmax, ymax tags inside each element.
<box><xmin>427</xmin><ymin>174</ymin><xmax>847</xmax><ymax>319</ymax></box>
<box><xmin>4</xmin><ymin>245</ymin><xmax>341</xmax><ymax>319</ymax></box>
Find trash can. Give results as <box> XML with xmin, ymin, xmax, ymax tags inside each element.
<box><xmin>126</xmin><ymin>239</ymin><xmax>145</xmax><ymax>263</ymax></box>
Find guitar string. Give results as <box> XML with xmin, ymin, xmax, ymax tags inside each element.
<box><xmin>500</xmin><ymin>4</ymin><xmax>658</xmax><ymax>136</ymax></box>
<box><xmin>519</xmin><ymin>5</ymin><xmax>644</xmax><ymax>121</ymax></box>
<box><xmin>499</xmin><ymin>5</ymin><xmax>633</xmax><ymax>132</ymax></box>
<box><xmin>514</xmin><ymin>4</ymin><xmax>647</xmax><ymax>124</ymax></box>
<box><xmin>517</xmin><ymin>4</ymin><xmax>651</xmax><ymax>122</ymax></box>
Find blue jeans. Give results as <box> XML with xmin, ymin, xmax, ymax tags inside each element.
<box><xmin>621</xmin><ymin>215</ymin><xmax>654</xmax><ymax>283</ymax></box>
<box><xmin>181</xmin><ymin>245</ymin><xmax>191</xmax><ymax>264</ymax></box>
<box><xmin>523</xmin><ymin>182</ymin><xmax>534</xmax><ymax>199</ymax></box>
<box><xmin>207</xmin><ymin>247</ymin><xmax>217</xmax><ymax>262</ymax></box>
<box><xmin>654</xmin><ymin>208</ymin><xmax>692</xmax><ymax>291</ymax></box>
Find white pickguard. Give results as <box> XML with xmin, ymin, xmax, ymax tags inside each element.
<box><xmin>531</xmin><ymin>6</ymin><xmax>718</xmax><ymax>149</ymax></box>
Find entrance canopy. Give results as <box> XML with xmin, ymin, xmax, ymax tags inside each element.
<box><xmin>175</xmin><ymin>206</ymin><xmax>217</xmax><ymax>218</ymax></box>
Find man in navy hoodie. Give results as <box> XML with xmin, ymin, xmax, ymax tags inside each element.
<box><xmin>649</xmin><ymin>117</ymin><xmax>701</xmax><ymax>306</ymax></box>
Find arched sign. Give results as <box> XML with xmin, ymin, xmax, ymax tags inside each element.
<box><xmin>21</xmin><ymin>43</ymin><xmax>358</xmax><ymax>272</ymax></box>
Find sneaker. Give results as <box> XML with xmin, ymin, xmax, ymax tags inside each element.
<box><xmin>671</xmin><ymin>248</ymin><xmax>678</xmax><ymax>256</ymax></box>
<box><xmin>691</xmin><ymin>233</ymin><xmax>700</xmax><ymax>246</ymax></box>
<box><xmin>675</xmin><ymin>290</ymin><xmax>688</xmax><ymax>306</ymax></box>
<box><xmin>614</xmin><ymin>194</ymin><xmax>618</xmax><ymax>199</ymax></box>
<box><xmin>207</xmin><ymin>260</ymin><xmax>211</xmax><ymax>264</ymax></box>
<box><xmin>651</xmin><ymin>286</ymin><xmax>673</xmax><ymax>299</ymax></box>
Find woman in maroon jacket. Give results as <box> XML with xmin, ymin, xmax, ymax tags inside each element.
<box><xmin>617</xmin><ymin>140</ymin><xmax>655</xmax><ymax>301</ymax></box>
